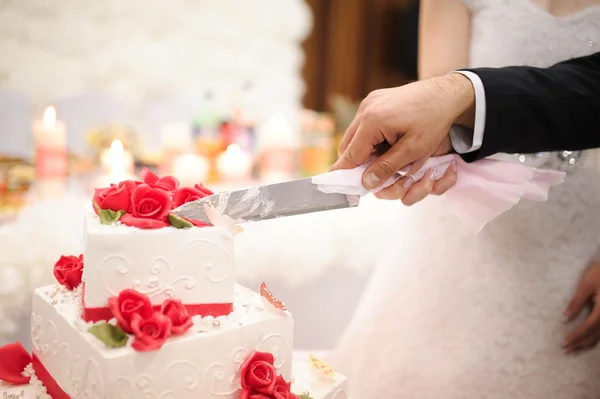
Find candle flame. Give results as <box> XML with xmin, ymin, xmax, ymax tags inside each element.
<box><xmin>43</xmin><ymin>106</ymin><xmax>56</xmax><ymax>127</ymax></box>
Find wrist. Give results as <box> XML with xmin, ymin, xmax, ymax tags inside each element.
<box><xmin>446</xmin><ymin>72</ymin><xmax>476</xmax><ymax>129</ymax></box>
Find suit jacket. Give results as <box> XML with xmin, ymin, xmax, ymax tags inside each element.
<box><xmin>460</xmin><ymin>51</ymin><xmax>600</xmax><ymax>162</ymax></box>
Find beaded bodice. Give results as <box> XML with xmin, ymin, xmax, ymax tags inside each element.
<box><xmin>466</xmin><ymin>0</ymin><xmax>600</xmax><ymax>171</ymax></box>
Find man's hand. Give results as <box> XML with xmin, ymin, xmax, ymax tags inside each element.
<box><xmin>564</xmin><ymin>261</ymin><xmax>600</xmax><ymax>353</ymax></box>
<box><xmin>331</xmin><ymin>73</ymin><xmax>475</xmax><ymax>202</ymax></box>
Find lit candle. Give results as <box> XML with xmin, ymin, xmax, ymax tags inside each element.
<box><xmin>172</xmin><ymin>154</ymin><xmax>209</xmax><ymax>187</ymax></box>
<box><xmin>217</xmin><ymin>144</ymin><xmax>253</xmax><ymax>182</ymax></box>
<box><xmin>32</xmin><ymin>106</ymin><xmax>67</xmax><ymax>179</ymax></box>
<box><xmin>100</xmin><ymin>140</ymin><xmax>135</xmax><ymax>184</ymax></box>
<box><xmin>258</xmin><ymin>113</ymin><xmax>298</xmax><ymax>182</ymax></box>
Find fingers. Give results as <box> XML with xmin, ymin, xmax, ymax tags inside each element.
<box><xmin>362</xmin><ymin>136</ymin><xmax>424</xmax><ymax>189</ymax></box>
<box><xmin>564</xmin><ymin>281</ymin><xmax>594</xmax><ymax>322</ymax></box>
<box><xmin>374</xmin><ymin>176</ymin><xmax>414</xmax><ymax>200</ymax></box>
<box><xmin>564</xmin><ymin>297</ymin><xmax>600</xmax><ymax>352</ymax></box>
<box><xmin>332</xmin><ymin>121</ymin><xmax>382</xmax><ymax>171</ymax></box>
<box><xmin>565</xmin><ymin>326</ymin><xmax>600</xmax><ymax>353</ymax></box>
<box><xmin>338</xmin><ymin>114</ymin><xmax>361</xmax><ymax>155</ymax></box>
<box><xmin>432</xmin><ymin>162</ymin><xmax>458</xmax><ymax>195</ymax></box>
<box><xmin>402</xmin><ymin>169</ymin><xmax>437</xmax><ymax>206</ymax></box>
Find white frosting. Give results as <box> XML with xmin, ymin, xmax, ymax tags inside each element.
<box><xmin>32</xmin><ymin>283</ymin><xmax>294</xmax><ymax>399</ymax></box>
<box><xmin>83</xmin><ymin>214</ymin><xmax>235</xmax><ymax>308</ymax></box>
<box><xmin>291</xmin><ymin>361</ymin><xmax>349</xmax><ymax>399</ymax></box>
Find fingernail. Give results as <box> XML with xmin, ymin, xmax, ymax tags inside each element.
<box><xmin>452</xmin><ymin>161</ymin><xmax>458</xmax><ymax>172</ymax></box>
<box><xmin>429</xmin><ymin>168</ymin><xmax>437</xmax><ymax>181</ymax></box>
<box><xmin>562</xmin><ymin>315</ymin><xmax>569</xmax><ymax>324</ymax></box>
<box><xmin>403</xmin><ymin>177</ymin><xmax>414</xmax><ymax>189</ymax></box>
<box><xmin>365</xmin><ymin>172</ymin><xmax>381</xmax><ymax>188</ymax></box>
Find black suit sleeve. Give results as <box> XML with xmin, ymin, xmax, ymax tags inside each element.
<box><xmin>460</xmin><ymin>51</ymin><xmax>600</xmax><ymax>162</ymax></box>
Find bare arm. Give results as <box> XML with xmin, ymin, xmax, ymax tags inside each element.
<box><xmin>418</xmin><ymin>0</ymin><xmax>472</xmax><ymax>79</ymax></box>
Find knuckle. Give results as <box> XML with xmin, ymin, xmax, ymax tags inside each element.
<box><xmin>375</xmin><ymin>159</ymin><xmax>398</xmax><ymax>176</ymax></box>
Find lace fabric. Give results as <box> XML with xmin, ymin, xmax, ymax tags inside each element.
<box><xmin>333</xmin><ymin>2</ymin><xmax>600</xmax><ymax>398</ymax></box>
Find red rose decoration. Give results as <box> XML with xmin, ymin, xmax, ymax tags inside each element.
<box><xmin>53</xmin><ymin>254</ymin><xmax>84</xmax><ymax>290</ymax></box>
<box><xmin>130</xmin><ymin>312</ymin><xmax>172</xmax><ymax>352</ymax></box>
<box><xmin>141</xmin><ymin>167</ymin><xmax>180</xmax><ymax>192</ymax></box>
<box><xmin>172</xmin><ymin>186</ymin><xmax>211</xmax><ymax>208</ymax></box>
<box><xmin>240</xmin><ymin>351</ymin><xmax>277</xmax><ymax>394</ymax></box>
<box><xmin>130</xmin><ymin>184</ymin><xmax>172</xmax><ymax>221</ymax></box>
<box><xmin>194</xmin><ymin>183</ymin><xmax>214</xmax><ymax>196</ymax></box>
<box><xmin>239</xmin><ymin>392</ymin><xmax>271</xmax><ymax>399</ymax></box>
<box><xmin>272</xmin><ymin>376</ymin><xmax>300</xmax><ymax>399</ymax></box>
<box><xmin>161</xmin><ymin>299</ymin><xmax>193</xmax><ymax>335</ymax></box>
<box><xmin>108</xmin><ymin>289</ymin><xmax>153</xmax><ymax>334</ymax></box>
<box><xmin>120</xmin><ymin>214</ymin><xmax>171</xmax><ymax>229</ymax></box>
<box><xmin>93</xmin><ymin>179</ymin><xmax>139</xmax><ymax>214</ymax></box>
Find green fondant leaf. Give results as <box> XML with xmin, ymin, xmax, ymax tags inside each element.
<box><xmin>299</xmin><ymin>394</ymin><xmax>314</xmax><ymax>399</ymax></box>
<box><xmin>98</xmin><ymin>209</ymin><xmax>126</xmax><ymax>225</ymax></box>
<box><xmin>88</xmin><ymin>322</ymin><xmax>128</xmax><ymax>348</ymax></box>
<box><xmin>168</xmin><ymin>213</ymin><xmax>193</xmax><ymax>229</ymax></box>
<box><xmin>92</xmin><ymin>200</ymin><xmax>101</xmax><ymax>213</ymax></box>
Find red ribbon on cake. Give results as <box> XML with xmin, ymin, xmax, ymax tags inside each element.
<box><xmin>82</xmin><ymin>302</ymin><xmax>233</xmax><ymax>323</ymax></box>
<box><xmin>0</xmin><ymin>342</ymin><xmax>70</xmax><ymax>399</ymax></box>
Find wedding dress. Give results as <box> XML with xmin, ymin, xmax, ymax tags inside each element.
<box><xmin>333</xmin><ymin>1</ymin><xmax>600</xmax><ymax>398</ymax></box>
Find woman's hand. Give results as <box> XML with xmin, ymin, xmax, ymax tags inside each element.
<box><xmin>564</xmin><ymin>261</ymin><xmax>600</xmax><ymax>353</ymax></box>
<box><xmin>373</xmin><ymin>162</ymin><xmax>458</xmax><ymax>205</ymax></box>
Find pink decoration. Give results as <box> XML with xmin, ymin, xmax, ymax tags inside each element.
<box><xmin>312</xmin><ymin>154</ymin><xmax>565</xmax><ymax>233</ymax></box>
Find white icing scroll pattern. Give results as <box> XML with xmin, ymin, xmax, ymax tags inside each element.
<box><xmin>109</xmin><ymin>362</ymin><xmax>199</xmax><ymax>399</ymax></box>
<box><xmin>31</xmin><ymin>313</ymin><xmax>43</xmax><ymax>353</ymax></box>
<box><xmin>179</xmin><ymin>239</ymin><xmax>233</xmax><ymax>284</ymax></box>
<box><xmin>204</xmin><ymin>348</ymin><xmax>249</xmax><ymax>396</ymax></box>
<box><xmin>100</xmin><ymin>255</ymin><xmax>197</xmax><ymax>302</ymax></box>
<box><xmin>59</xmin><ymin>344</ymin><xmax>105</xmax><ymax>399</ymax></box>
<box><xmin>256</xmin><ymin>333</ymin><xmax>289</xmax><ymax>369</ymax></box>
<box><xmin>331</xmin><ymin>389</ymin><xmax>349</xmax><ymax>399</ymax></box>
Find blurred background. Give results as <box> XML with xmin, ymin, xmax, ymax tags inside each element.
<box><xmin>0</xmin><ymin>0</ymin><xmax>417</xmax><ymax>350</ymax></box>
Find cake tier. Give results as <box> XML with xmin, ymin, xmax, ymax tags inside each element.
<box><xmin>0</xmin><ymin>358</ymin><xmax>349</xmax><ymax>399</ymax></box>
<box><xmin>32</xmin><ymin>284</ymin><xmax>293</xmax><ymax>399</ymax></box>
<box><xmin>82</xmin><ymin>213</ymin><xmax>235</xmax><ymax>321</ymax></box>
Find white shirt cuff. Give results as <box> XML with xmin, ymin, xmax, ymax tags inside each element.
<box><xmin>449</xmin><ymin>70</ymin><xmax>486</xmax><ymax>154</ymax></box>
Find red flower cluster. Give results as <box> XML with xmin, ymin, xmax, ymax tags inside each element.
<box><xmin>93</xmin><ymin>167</ymin><xmax>213</xmax><ymax>229</ymax></box>
<box><xmin>239</xmin><ymin>351</ymin><xmax>300</xmax><ymax>399</ymax></box>
<box><xmin>53</xmin><ymin>254</ymin><xmax>84</xmax><ymax>290</ymax></box>
<box><xmin>107</xmin><ymin>289</ymin><xmax>193</xmax><ymax>351</ymax></box>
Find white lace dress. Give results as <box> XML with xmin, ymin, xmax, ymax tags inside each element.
<box><xmin>333</xmin><ymin>1</ymin><xmax>600</xmax><ymax>398</ymax></box>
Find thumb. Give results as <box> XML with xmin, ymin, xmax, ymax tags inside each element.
<box><xmin>564</xmin><ymin>282</ymin><xmax>593</xmax><ymax>322</ymax></box>
<box><xmin>362</xmin><ymin>135</ymin><xmax>423</xmax><ymax>189</ymax></box>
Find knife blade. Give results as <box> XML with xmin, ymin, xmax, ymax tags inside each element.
<box><xmin>171</xmin><ymin>177</ymin><xmax>360</xmax><ymax>224</ymax></box>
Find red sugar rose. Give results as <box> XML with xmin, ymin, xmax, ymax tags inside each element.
<box><xmin>240</xmin><ymin>351</ymin><xmax>277</xmax><ymax>394</ymax></box>
<box><xmin>130</xmin><ymin>184</ymin><xmax>172</xmax><ymax>221</ymax></box>
<box><xmin>120</xmin><ymin>214</ymin><xmax>171</xmax><ymax>229</ymax></box>
<box><xmin>130</xmin><ymin>312</ymin><xmax>172</xmax><ymax>352</ymax></box>
<box><xmin>53</xmin><ymin>254</ymin><xmax>84</xmax><ymax>290</ymax></box>
<box><xmin>272</xmin><ymin>375</ymin><xmax>300</xmax><ymax>399</ymax></box>
<box><xmin>172</xmin><ymin>186</ymin><xmax>211</xmax><ymax>208</ymax></box>
<box><xmin>194</xmin><ymin>183</ymin><xmax>214</xmax><ymax>196</ymax></box>
<box><xmin>239</xmin><ymin>393</ymin><xmax>272</xmax><ymax>399</ymax></box>
<box><xmin>160</xmin><ymin>298</ymin><xmax>193</xmax><ymax>335</ymax></box>
<box><xmin>108</xmin><ymin>289</ymin><xmax>153</xmax><ymax>334</ymax></box>
<box><xmin>141</xmin><ymin>167</ymin><xmax>180</xmax><ymax>192</ymax></box>
<box><xmin>93</xmin><ymin>179</ymin><xmax>139</xmax><ymax>214</ymax></box>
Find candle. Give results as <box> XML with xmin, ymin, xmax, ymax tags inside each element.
<box><xmin>172</xmin><ymin>154</ymin><xmax>209</xmax><ymax>187</ymax></box>
<box><xmin>217</xmin><ymin>144</ymin><xmax>253</xmax><ymax>182</ymax></box>
<box><xmin>160</xmin><ymin>122</ymin><xmax>192</xmax><ymax>176</ymax></box>
<box><xmin>99</xmin><ymin>140</ymin><xmax>135</xmax><ymax>184</ymax></box>
<box><xmin>258</xmin><ymin>113</ymin><xmax>298</xmax><ymax>182</ymax></box>
<box><xmin>32</xmin><ymin>106</ymin><xmax>67</xmax><ymax>179</ymax></box>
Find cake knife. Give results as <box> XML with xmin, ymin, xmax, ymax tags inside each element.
<box><xmin>171</xmin><ymin>177</ymin><xmax>360</xmax><ymax>224</ymax></box>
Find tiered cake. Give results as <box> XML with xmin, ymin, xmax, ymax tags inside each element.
<box><xmin>0</xmin><ymin>169</ymin><xmax>348</xmax><ymax>399</ymax></box>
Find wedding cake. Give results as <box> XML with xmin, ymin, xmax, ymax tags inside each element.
<box><xmin>0</xmin><ymin>168</ymin><xmax>348</xmax><ymax>399</ymax></box>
